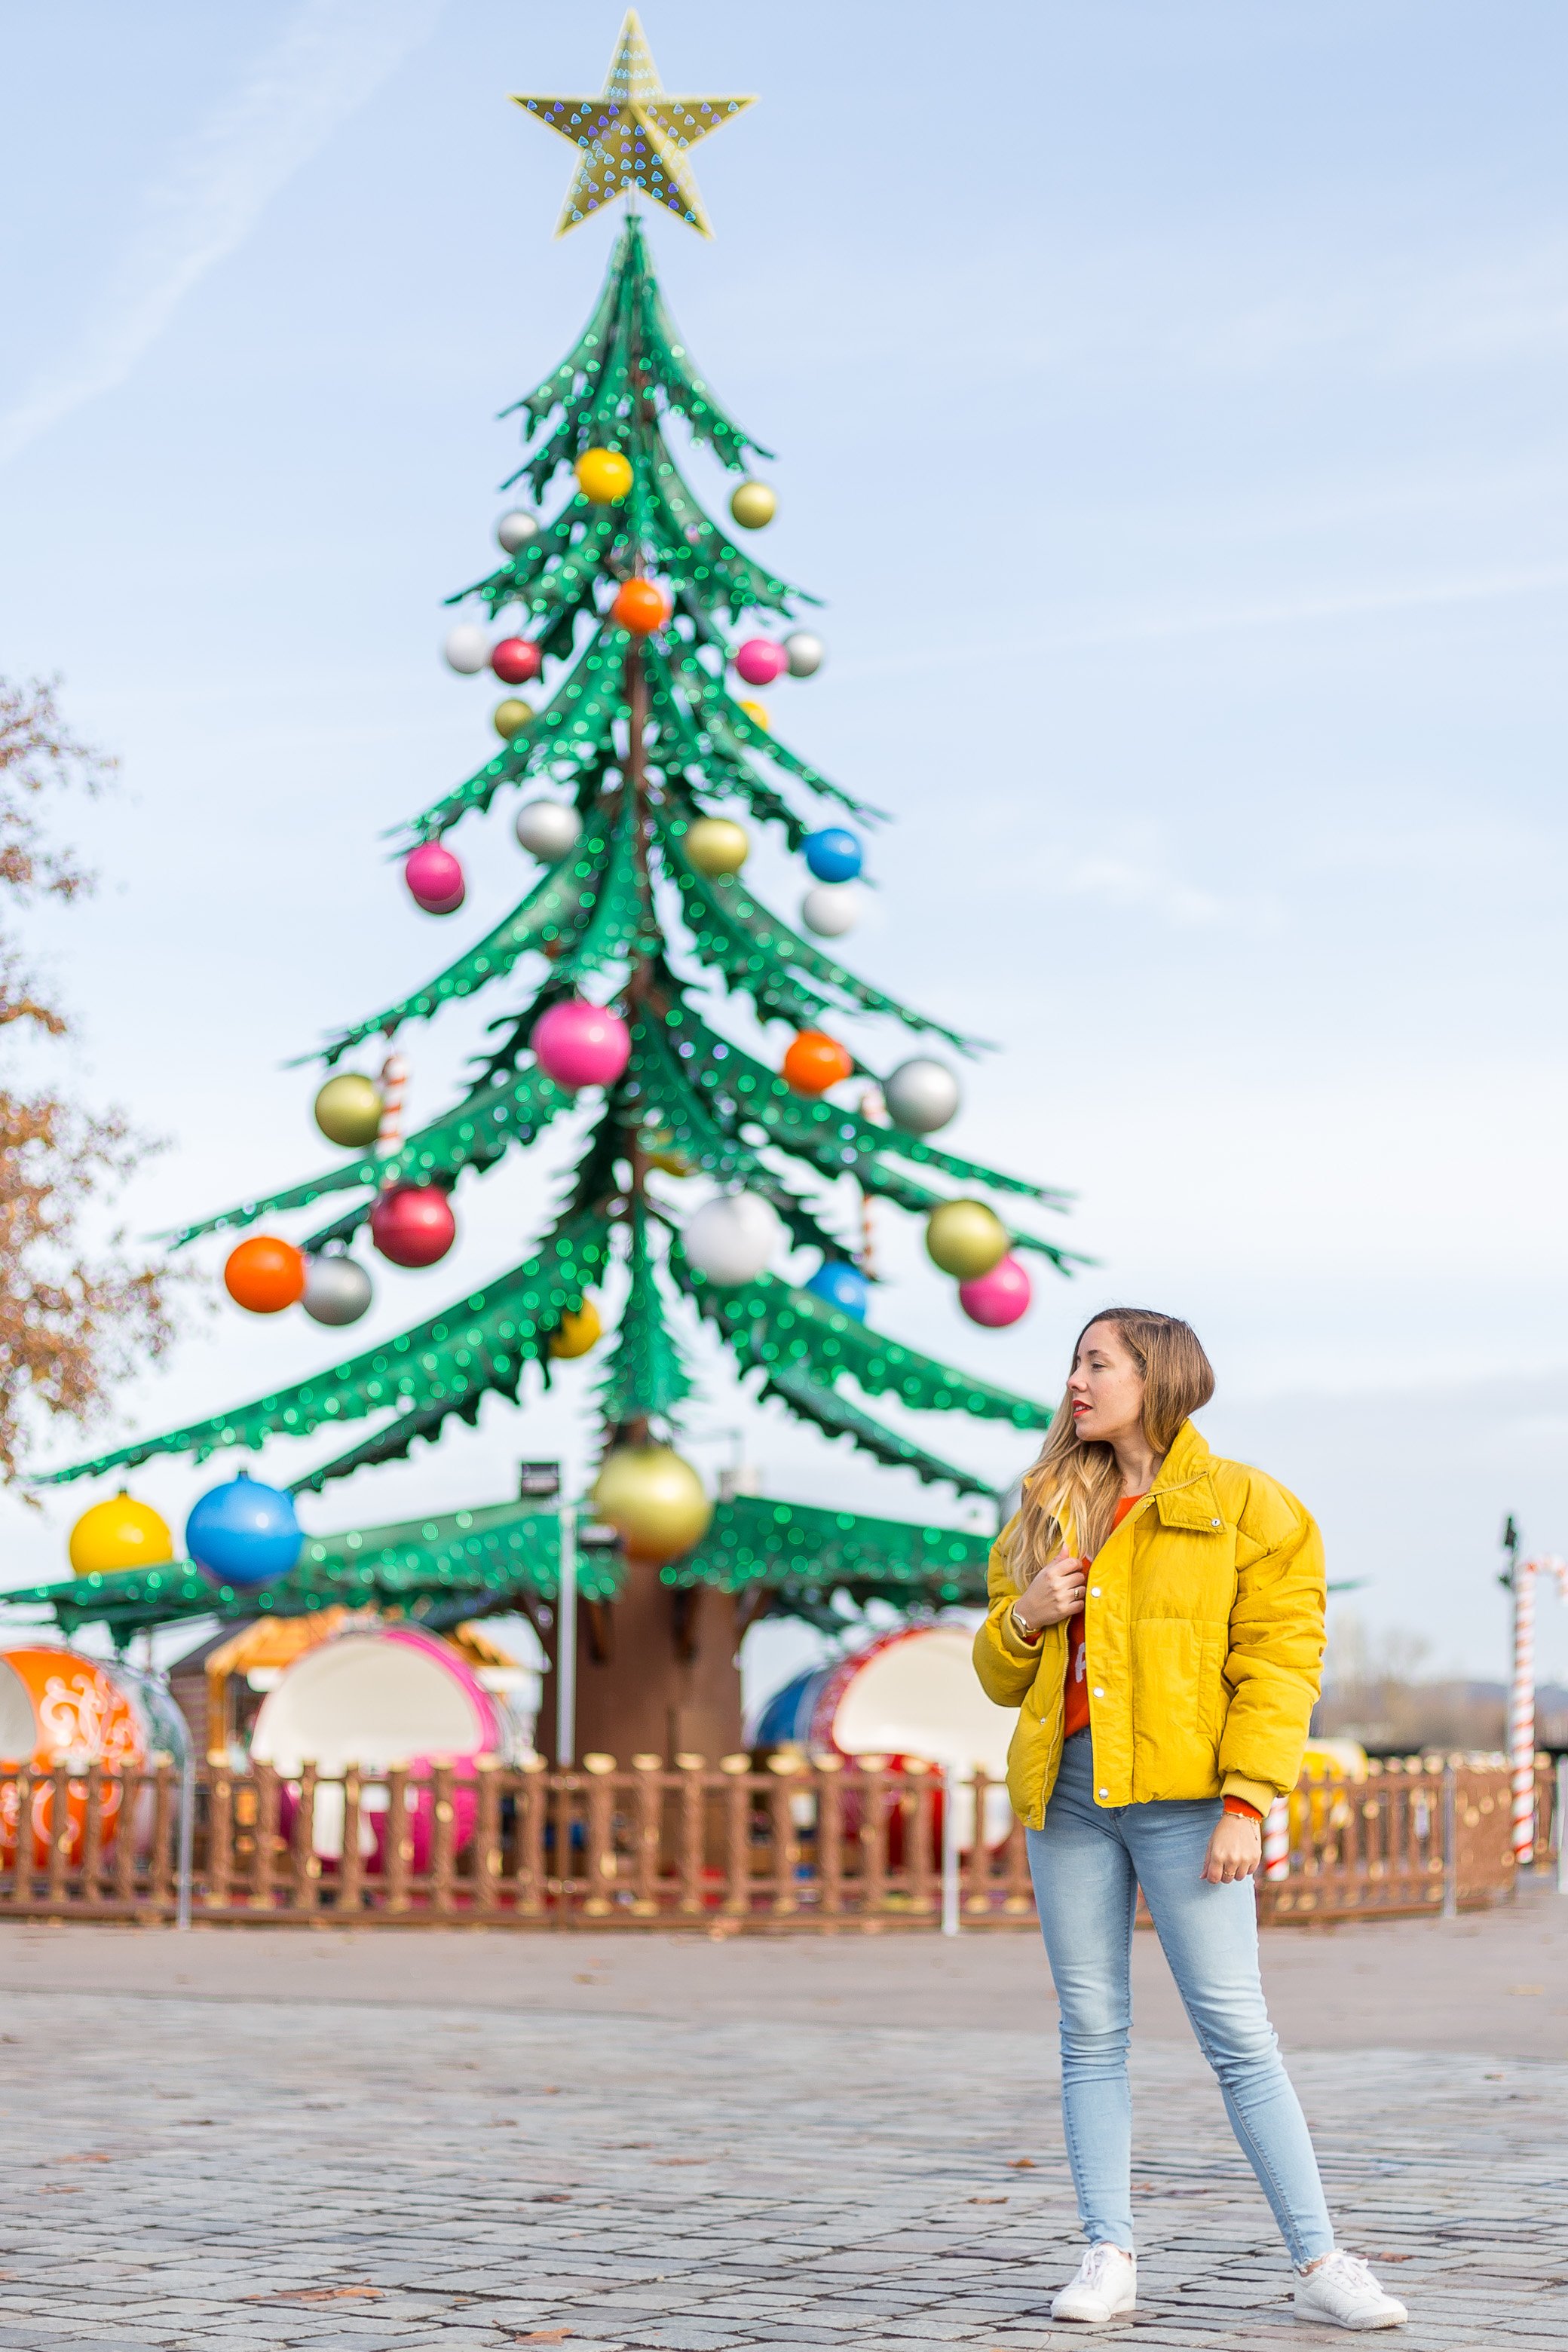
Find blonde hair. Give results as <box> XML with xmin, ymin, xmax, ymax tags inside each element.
<box><xmin>1008</xmin><ymin>1308</ymin><xmax>1215</xmax><ymax>1589</ymax></box>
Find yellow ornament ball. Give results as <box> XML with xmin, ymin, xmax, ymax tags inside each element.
<box><xmin>925</xmin><ymin>1198</ymin><xmax>1010</xmax><ymax>1281</ymax></box>
<box><xmin>493</xmin><ymin>697</ymin><xmax>534</xmax><ymax>741</ymax></box>
<box><xmin>575</xmin><ymin>447</ymin><xmax>633</xmax><ymax>504</ymax></box>
<box><xmin>684</xmin><ymin>816</ymin><xmax>749</xmax><ymax>878</ymax></box>
<box><xmin>730</xmin><ymin>479</ymin><xmax>776</xmax><ymax>531</ymax></box>
<box><xmin>737</xmin><ymin>699</ymin><xmax>770</xmax><ymax>732</ymax></box>
<box><xmin>314</xmin><ymin>1073</ymin><xmax>384</xmax><ymax>1149</ymax></box>
<box><xmin>547</xmin><ymin>1296</ymin><xmax>602</xmax><ymax>1360</ymax></box>
<box><xmin>591</xmin><ymin>1444</ymin><xmax>712</xmax><ymax>1564</ymax></box>
<box><xmin>69</xmin><ymin>1492</ymin><xmax>175</xmax><ymax>1579</ymax></box>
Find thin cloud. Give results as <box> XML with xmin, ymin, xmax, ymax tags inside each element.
<box><xmin>0</xmin><ymin>0</ymin><xmax>448</xmax><ymax>470</ymax></box>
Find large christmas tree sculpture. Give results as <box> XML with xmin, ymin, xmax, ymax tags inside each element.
<box><xmin>38</xmin><ymin>16</ymin><xmax>1076</xmax><ymax>1761</ymax></box>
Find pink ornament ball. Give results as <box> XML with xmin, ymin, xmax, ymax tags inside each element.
<box><xmin>532</xmin><ymin>999</ymin><xmax>632</xmax><ymax>1091</ymax></box>
<box><xmin>491</xmin><ymin>635</ymin><xmax>543</xmax><ymax>686</ymax></box>
<box><xmin>958</xmin><ymin>1254</ymin><xmax>1032</xmax><ymax>1328</ymax></box>
<box><xmin>405</xmin><ymin>841</ymin><xmax>465</xmax><ymax>915</ymax></box>
<box><xmin>370</xmin><ymin>1184</ymin><xmax>457</xmax><ymax>1269</ymax></box>
<box><xmin>733</xmin><ymin>638</ymin><xmax>787</xmax><ymax>688</ymax></box>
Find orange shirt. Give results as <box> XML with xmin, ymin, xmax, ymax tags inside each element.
<box><xmin>1062</xmin><ymin>1493</ymin><xmax>1142</xmax><ymax>1740</ymax></box>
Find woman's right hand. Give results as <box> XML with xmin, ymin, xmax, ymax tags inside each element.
<box><xmin>1013</xmin><ymin>1547</ymin><xmax>1089</xmax><ymax>1634</ymax></box>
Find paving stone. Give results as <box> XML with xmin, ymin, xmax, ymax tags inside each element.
<box><xmin>0</xmin><ymin>1916</ymin><xmax>1563</xmax><ymax>2352</ymax></box>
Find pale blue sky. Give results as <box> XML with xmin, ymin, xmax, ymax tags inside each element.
<box><xmin>2</xmin><ymin>1</ymin><xmax>1568</xmax><ymax>1683</ymax></box>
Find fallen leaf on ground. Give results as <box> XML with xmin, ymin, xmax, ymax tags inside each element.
<box><xmin>969</xmin><ymin>2196</ymin><xmax>1008</xmax><ymax>2204</ymax></box>
<box><xmin>47</xmin><ymin>2154</ymin><xmax>110</xmax><ymax>2165</ymax></box>
<box><xmin>1508</xmin><ymin>1984</ymin><xmax>1545</xmax><ymax>1995</ymax></box>
<box><xmin>1006</xmin><ymin>2157</ymin><xmax>1036</xmax><ymax>2169</ymax></box>
<box><xmin>512</xmin><ymin>2332</ymin><xmax>573</xmax><ymax>2343</ymax></box>
<box><xmin>247</xmin><ymin>2286</ymin><xmax>383</xmax><ymax>2304</ymax></box>
<box><xmin>1370</xmin><ymin>2252</ymin><xmax>1413</xmax><ymax>2263</ymax></box>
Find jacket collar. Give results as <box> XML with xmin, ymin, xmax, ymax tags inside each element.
<box><xmin>1148</xmin><ymin>1420</ymin><xmax>1223</xmax><ymax>1532</ymax></box>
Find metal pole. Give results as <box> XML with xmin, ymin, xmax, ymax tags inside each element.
<box><xmin>175</xmin><ymin>1751</ymin><xmax>194</xmax><ymax>1933</ymax></box>
<box><xmin>940</xmin><ymin>1763</ymin><xmax>960</xmax><ymax>1937</ymax></box>
<box><xmin>1508</xmin><ymin>1557</ymin><xmax>1538</xmax><ymax>1869</ymax></box>
<box><xmin>556</xmin><ymin>1502</ymin><xmax>577</xmax><ymax>1769</ymax></box>
<box><xmin>1441</xmin><ymin>1762</ymin><xmax>1458</xmax><ymax>1921</ymax></box>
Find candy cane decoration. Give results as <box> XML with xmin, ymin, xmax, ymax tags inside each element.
<box><xmin>376</xmin><ymin>1049</ymin><xmax>407</xmax><ymax>1181</ymax></box>
<box><xmin>1262</xmin><ymin>1795</ymin><xmax>1291</xmax><ymax>1881</ymax></box>
<box><xmin>1509</xmin><ymin>1553</ymin><xmax>1568</xmax><ymax>1864</ymax></box>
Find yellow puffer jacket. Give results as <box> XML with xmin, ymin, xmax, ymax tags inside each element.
<box><xmin>972</xmin><ymin>1419</ymin><xmax>1325</xmax><ymax>1829</ymax></box>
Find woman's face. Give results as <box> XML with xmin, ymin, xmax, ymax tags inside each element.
<box><xmin>1067</xmin><ymin>1321</ymin><xmax>1147</xmax><ymax>1447</ymax></box>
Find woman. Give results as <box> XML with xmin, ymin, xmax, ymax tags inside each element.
<box><xmin>974</xmin><ymin>1308</ymin><xmax>1407</xmax><ymax>2332</ymax></box>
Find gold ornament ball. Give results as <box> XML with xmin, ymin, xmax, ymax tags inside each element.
<box><xmin>69</xmin><ymin>1491</ymin><xmax>175</xmax><ymax>1578</ymax></box>
<box><xmin>729</xmin><ymin>479</ymin><xmax>777</xmax><ymax>531</ymax></box>
<box><xmin>547</xmin><ymin>1296</ymin><xmax>602</xmax><ymax>1360</ymax></box>
<box><xmin>684</xmin><ymin>816</ymin><xmax>749</xmax><ymax>877</ymax></box>
<box><xmin>592</xmin><ymin>1444</ymin><xmax>712</xmax><ymax>1563</ymax></box>
<box><xmin>737</xmin><ymin>698</ymin><xmax>770</xmax><ymax>732</ymax></box>
<box><xmin>575</xmin><ymin>446</ymin><xmax>632</xmax><ymax>504</ymax></box>
<box><xmin>314</xmin><ymin>1073</ymin><xmax>384</xmax><ymax>1149</ymax></box>
<box><xmin>493</xmin><ymin>697</ymin><xmax>534</xmax><ymax>741</ymax></box>
<box><xmin>925</xmin><ymin>1198</ymin><xmax>1010</xmax><ymax>1280</ymax></box>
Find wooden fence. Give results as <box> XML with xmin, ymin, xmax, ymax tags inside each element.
<box><xmin>0</xmin><ymin>1753</ymin><xmax>1557</xmax><ymax>1930</ymax></box>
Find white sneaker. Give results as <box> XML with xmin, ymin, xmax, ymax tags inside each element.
<box><xmin>1294</xmin><ymin>2250</ymin><xmax>1408</xmax><ymax>2329</ymax></box>
<box><xmin>1050</xmin><ymin>2243</ymin><xmax>1137</xmax><ymax>2324</ymax></box>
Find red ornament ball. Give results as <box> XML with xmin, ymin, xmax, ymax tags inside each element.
<box><xmin>369</xmin><ymin>1184</ymin><xmax>457</xmax><ymax>1269</ymax></box>
<box><xmin>782</xmin><ymin>1029</ymin><xmax>854</xmax><ymax>1095</ymax></box>
<box><xmin>404</xmin><ymin>842</ymin><xmax>465</xmax><ymax>915</ymax></box>
<box><xmin>491</xmin><ymin>636</ymin><xmax>543</xmax><ymax>686</ymax></box>
<box><xmin>224</xmin><ymin>1234</ymin><xmax>306</xmax><ymax>1314</ymax></box>
<box><xmin>611</xmin><ymin>578</ymin><xmax>669</xmax><ymax>636</ymax></box>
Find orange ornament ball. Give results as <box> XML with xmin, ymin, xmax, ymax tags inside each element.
<box><xmin>782</xmin><ymin>1029</ymin><xmax>853</xmax><ymax>1095</ymax></box>
<box><xmin>224</xmin><ymin>1234</ymin><xmax>306</xmax><ymax>1314</ymax></box>
<box><xmin>611</xmin><ymin>577</ymin><xmax>669</xmax><ymax>636</ymax></box>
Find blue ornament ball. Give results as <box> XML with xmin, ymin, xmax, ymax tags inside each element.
<box><xmin>806</xmin><ymin>1260</ymin><xmax>871</xmax><ymax>1321</ymax></box>
<box><xmin>185</xmin><ymin>1474</ymin><xmax>302</xmax><ymax>1590</ymax></box>
<box><xmin>803</xmin><ymin>826</ymin><xmax>862</xmax><ymax>884</ymax></box>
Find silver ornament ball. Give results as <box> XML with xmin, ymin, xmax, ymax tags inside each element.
<box><xmin>681</xmin><ymin>1192</ymin><xmax>783</xmax><ymax>1285</ymax></box>
<box><xmin>443</xmin><ymin>623</ymin><xmax>490</xmax><ymax>675</ymax></box>
<box><xmin>801</xmin><ymin>882</ymin><xmax>862</xmax><ymax>939</ymax></box>
<box><xmin>783</xmin><ymin>630</ymin><xmax>825</xmax><ymax>678</ymax></box>
<box><xmin>884</xmin><ymin>1057</ymin><xmax>962</xmax><ymax>1135</ymax></box>
<box><xmin>514</xmin><ymin>801</ymin><xmax>581</xmax><ymax>862</ymax></box>
<box><xmin>496</xmin><ymin>510</ymin><xmax>540</xmax><ymax>554</ymax></box>
<box><xmin>302</xmin><ymin>1254</ymin><xmax>374</xmax><ymax>1327</ymax></box>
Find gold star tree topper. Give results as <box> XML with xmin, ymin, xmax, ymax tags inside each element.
<box><xmin>513</xmin><ymin>11</ymin><xmax>754</xmax><ymax>239</ymax></box>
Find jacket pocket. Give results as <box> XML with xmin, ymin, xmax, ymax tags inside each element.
<box><xmin>1131</xmin><ymin>1619</ymin><xmax>1218</xmax><ymax>1794</ymax></box>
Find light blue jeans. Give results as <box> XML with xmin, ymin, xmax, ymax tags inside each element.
<box><xmin>1027</xmin><ymin>1732</ymin><xmax>1334</xmax><ymax>2264</ymax></box>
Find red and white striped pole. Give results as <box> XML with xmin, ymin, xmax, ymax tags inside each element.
<box><xmin>1262</xmin><ymin>1795</ymin><xmax>1291</xmax><ymax>1881</ymax></box>
<box><xmin>376</xmin><ymin>1049</ymin><xmax>406</xmax><ymax>1181</ymax></box>
<box><xmin>1509</xmin><ymin>1551</ymin><xmax>1568</xmax><ymax>1867</ymax></box>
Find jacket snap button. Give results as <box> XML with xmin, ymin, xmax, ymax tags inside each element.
<box><xmin>1211</xmin><ymin>1517</ymin><xmax>1220</xmax><ymax>1527</ymax></box>
<box><xmin>1098</xmin><ymin>1788</ymin><xmax>1109</xmax><ymax>1798</ymax></box>
<box><xmin>1092</xmin><ymin>1686</ymin><xmax>1104</xmax><ymax>1698</ymax></box>
<box><xmin>1090</xmin><ymin>1586</ymin><xmax>1101</xmax><ymax>1597</ymax></box>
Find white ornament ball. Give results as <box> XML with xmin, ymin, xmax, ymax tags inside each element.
<box><xmin>514</xmin><ymin>801</ymin><xmax>581</xmax><ymax>862</ymax></box>
<box><xmin>443</xmin><ymin>623</ymin><xmax>490</xmax><ymax>675</ymax></box>
<box><xmin>496</xmin><ymin>511</ymin><xmax>540</xmax><ymax>555</ymax></box>
<box><xmin>302</xmin><ymin>1254</ymin><xmax>374</xmax><ymax>1327</ymax></box>
<box><xmin>884</xmin><ymin>1056</ymin><xmax>962</xmax><ymax>1135</ymax></box>
<box><xmin>801</xmin><ymin>882</ymin><xmax>862</xmax><ymax>939</ymax></box>
<box><xmin>783</xmin><ymin>630</ymin><xmax>825</xmax><ymax>678</ymax></box>
<box><xmin>681</xmin><ymin>1192</ymin><xmax>783</xmax><ymax>1286</ymax></box>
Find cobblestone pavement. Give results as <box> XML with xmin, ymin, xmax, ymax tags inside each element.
<box><xmin>0</xmin><ymin>1904</ymin><xmax>1564</xmax><ymax>2352</ymax></box>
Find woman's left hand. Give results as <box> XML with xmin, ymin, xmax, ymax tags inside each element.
<box><xmin>1202</xmin><ymin>1811</ymin><xmax>1263</xmax><ymax>1884</ymax></box>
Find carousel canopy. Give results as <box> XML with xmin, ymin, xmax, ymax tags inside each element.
<box><xmin>1</xmin><ymin>1494</ymin><xmax>994</xmax><ymax>1643</ymax></box>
